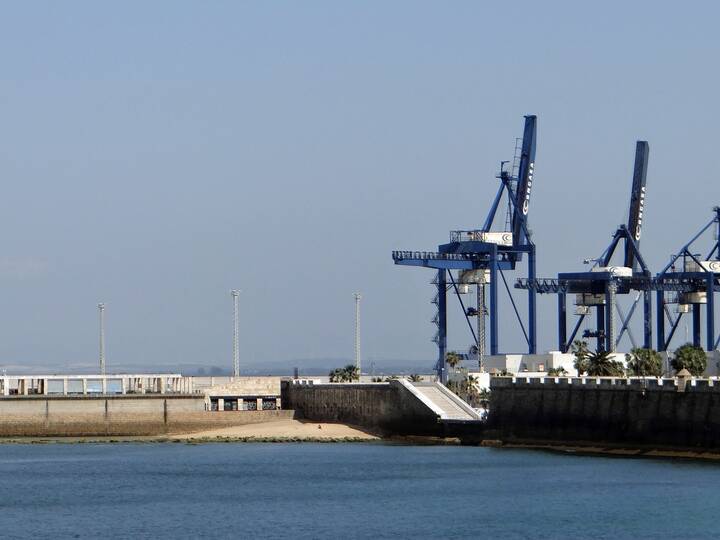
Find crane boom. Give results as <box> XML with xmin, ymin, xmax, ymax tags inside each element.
<box><xmin>624</xmin><ymin>141</ymin><xmax>649</xmax><ymax>270</ymax></box>
<box><xmin>512</xmin><ymin>115</ymin><xmax>537</xmax><ymax>246</ymax></box>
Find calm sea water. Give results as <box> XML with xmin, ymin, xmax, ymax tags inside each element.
<box><xmin>0</xmin><ymin>442</ymin><xmax>718</xmax><ymax>539</ymax></box>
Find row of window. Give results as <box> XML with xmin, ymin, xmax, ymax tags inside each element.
<box><xmin>209</xmin><ymin>397</ymin><xmax>279</xmax><ymax>412</ymax></box>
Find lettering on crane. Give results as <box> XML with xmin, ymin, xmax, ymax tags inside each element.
<box><xmin>521</xmin><ymin>162</ymin><xmax>534</xmax><ymax>215</ymax></box>
<box><xmin>634</xmin><ymin>186</ymin><xmax>646</xmax><ymax>241</ymax></box>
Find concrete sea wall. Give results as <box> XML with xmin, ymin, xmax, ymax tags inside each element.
<box><xmin>281</xmin><ymin>380</ymin><xmax>443</xmax><ymax>436</ymax></box>
<box><xmin>0</xmin><ymin>395</ymin><xmax>293</xmax><ymax>437</ymax></box>
<box><xmin>489</xmin><ymin>376</ymin><xmax>720</xmax><ymax>450</ymax></box>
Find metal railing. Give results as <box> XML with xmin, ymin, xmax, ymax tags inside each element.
<box><xmin>392</xmin><ymin>250</ymin><xmax>481</xmax><ymax>262</ymax></box>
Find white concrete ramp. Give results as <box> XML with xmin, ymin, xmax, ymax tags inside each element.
<box><xmin>400</xmin><ymin>380</ymin><xmax>482</xmax><ymax>421</ymax></box>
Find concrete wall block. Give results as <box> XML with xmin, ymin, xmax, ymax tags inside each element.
<box><xmin>487</xmin><ymin>377</ymin><xmax>720</xmax><ymax>450</ymax></box>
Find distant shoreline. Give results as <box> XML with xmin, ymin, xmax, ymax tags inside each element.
<box><xmin>486</xmin><ymin>440</ymin><xmax>720</xmax><ymax>462</ymax></box>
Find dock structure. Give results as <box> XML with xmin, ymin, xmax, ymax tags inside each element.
<box><xmin>282</xmin><ymin>378</ymin><xmax>482</xmax><ymax>437</ymax></box>
<box><xmin>0</xmin><ymin>374</ymin><xmax>192</xmax><ymax>397</ymax></box>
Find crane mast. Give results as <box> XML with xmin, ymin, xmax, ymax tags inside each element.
<box><xmin>624</xmin><ymin>141</ymin><xmax>650</xmax><ymax>271</ymax></box>
<box><xmin>511</xmin><ymin>116</ymin><xmax>537</xmax><ymax>247</ymax></box>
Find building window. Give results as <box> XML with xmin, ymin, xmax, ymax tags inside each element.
<box><xmin>210</xmin><ymin>399</ymin><xmax>219</xmax><ymax>411</ymax></box>
<box><xmin>262</xmin><ymin>398</ymin><xmax>277</xmax><ymax>410</ymax></box>
<box><xmin>244</xmin><ymin>399</ymin><xmax>258</xmax><ymax>411</ymax></box>
<box><xmin>224</xmin><ymin>399</ymin><xmax>238</xmax><ymax>411</ymax></box>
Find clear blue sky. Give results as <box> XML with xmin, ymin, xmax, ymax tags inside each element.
<box><xmin>1</xmin><ymin>1</ymin><xmax>718</xmax><ymax>372</ymax></box>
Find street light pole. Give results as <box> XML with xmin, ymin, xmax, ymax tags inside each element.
<box><xmin>231</xmin><ymin>290</ymin><xmax>240</xmax><ymax>378</ymax></box>
<box><xmin>98</xmin><ymin>303</ymin><xmax>106</xmax><ymax>375</ymax></box>
<box><xmin>353</xmin><ymin>292</ymin><xmax>362</xmax><ymax>379</ymax></box>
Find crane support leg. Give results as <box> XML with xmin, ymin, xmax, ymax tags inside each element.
<box><xmin>656</xmin><ymin>290</ymin><xmax>666</xmax><ymax>351</ymax></box>
<box><xmin>643</xmin><ymin>291</ymin><xmax>652</xmax><ymax>349</ymax></box>
<box><xmin>558</xmin><ymin>293</ymin><xmax>567</xmax><ymax>352</ymax></box>
<box><xmin>528</xmin><ymin>246</ymin><xmax>537</xmax><ymax>354</ymax></box>
<box><xmin>596</xmin><ymin>305</ymin><xmax>606</xmax><ymax>352</ymax></box>
<box><xmin>693</xmin><ymin>304</ymin><xmax>702</xmax><ymax>348</ymax></box>
<box><xmin>437</xmin><ymin>270</ymin><xmax>447</xmax><ymax>383</ymax></box>
<box><xmin>490</xmin><ymin>247</ymin><xmax>499</xmax><ymax>355</ymax></box>
<box><xmin>605</xmin><ymin>283</ymin><xmax>617</xmax><ymax>352</ymax></box>
<box><xmin>707</xmin><ymin>274</ymin><xmax>715</xmax><ymax>352</ymax></box>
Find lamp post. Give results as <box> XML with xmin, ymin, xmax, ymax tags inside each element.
<box><xmin>231</xmin><ymin>290</ymin><xmax>240</xmax><ymax>378</ymax></box>
<box><xmin>98</xmin><ymin>303</ymin><xmax>106</xmax><ymax>375</ymax></box>
<box><xmin>353</xmin><ymin>292</ymin><xmax>362</xmax><ymax>380</ymax></box>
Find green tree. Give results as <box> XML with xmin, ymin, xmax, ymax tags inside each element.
<box><xmin>445</xmin><ymin>351</ymin><xmax>463</xmax><ymax>370</ymax></box>
<box><xmin>477</xmin><ymin>388</ymin><xmax>491</xmax><ymax>409</ymax></box>
<box><xmin>586</xmin><ymin>350</ymin><xmax>625</xmax><ymax>377</ymax></box>
<box><xmin>571</xmin><ymin>340</ymin><xmax>590</xmax><ymax>376</ymax></box>
<box><xmin>547</xmin><ymin>366</ymin><xmax>568</xmax><ymax>376</ymax></box>
<box><xmin>329</xmin><ymin>364</ymin><xmax>360</xmax><ymax>382</ymax></box>
<box><xmin>671</xmin><ymin>343</ymin><xmax>707</xmax><ymax>376</ymax></box>
<box><xmin>408</xmin><ymin>374</ymin><xmax>423</xmax><ymax>382</ymax></box>
<box><xmin>343</xmin><ymin>364</ymin><xmax>360</xmax><ymax>382</ymax></box>
<box><xmin>625</xmin><ymin>348</ymin><xmax>663</xmax><ymax>377</ymax></box>
<box><xmin>465</xmin><ymin>374</ymin><xmax>480</xmax><ymax>404</ymax></box>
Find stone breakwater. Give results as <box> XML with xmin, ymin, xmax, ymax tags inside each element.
<box><xmin>488</xmin><ymin>376</ymin><xmax>720</xmax><ymax>451</ymax></box>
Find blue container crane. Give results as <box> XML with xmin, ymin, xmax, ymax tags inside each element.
<box><xmin>654</xmin><ymin>207</ymin><xmax>720</xmax><ymax>352</ymax></box>
<box><xmin>517</xmin><ymin>141</ymin><xmax>652</xmax><ymax>353</ymax></box>
<box><xmin>392</xmin><ymin>115</ymin><xmax>538</xmax><ymax>382</ymax></box>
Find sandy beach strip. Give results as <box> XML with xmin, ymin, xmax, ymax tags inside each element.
<box><xmin>169</xmin><ymin>418</ymin><xmax>380</xmax><ymax>442</ymax></box>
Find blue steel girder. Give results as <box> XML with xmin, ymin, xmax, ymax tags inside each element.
<box><xmin>655</xmin><ymin>208</ymin><xmax>720</xmax><ymax>351</ymax></box>
<box><xmin>532</xmin><ymin>271</ymin><xmax>654</xmax><ymax>353</ymax></box>
<box><xmin>391</xmin><ymin>114</ymin><xmax>540</xmax><ymax>374</ymax></box>
<box><xmin>655</xmin><ymin>270</ymin><xmax>719</xmax><ymax>351</ymax></box>
<box><xmin>515</xmin><ymin>278</ymin><xmax>566</xmax><ymax>294</ymax></box>
<box><xmin>392</xmin><ymin>242</ymin><xmax>537</xmax><ymax>357</ymax></box>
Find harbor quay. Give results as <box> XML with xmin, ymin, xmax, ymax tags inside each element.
<box><xmin>0</xmin><ymin>375</ymin><xmax>286</xmax><ymax>437</ymax></box>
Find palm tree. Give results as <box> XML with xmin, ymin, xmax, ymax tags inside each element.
<box><xmin>408</xmin><ymin>374</ymin><xmax>423</xmax><ymax>382</ymax></box>
<box><xmin>571</xmin><ymin>340</ymin><xmax>590</xmax><ymax>376</ymax></box>
<box><xmin>329</xmin><ymin>364</ymin><xmax>360</xmax><ymax>382</ymax></box>
<box><xmin>478</xmin><ymin>388</ymin><xmax>491</xmax><ymax>409</ymax></box>
<box><xmin>445</xmin><ymin>351</ymin><xmax>462</xmax><ymax>371</ymax></box>
<box><xmin>586</xmin><ymin>350</ymin><xmax>625</xmax><ymax>377</ymax></box>
<box><xmin>342</xmin><ymin>364</ymin><xmax>360</xmax><ymax>382</ymax></box>
<box><xmin>465</xmin><ymin>374</ymin><xmax>481</xmax><ymax>405</ymax></box>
